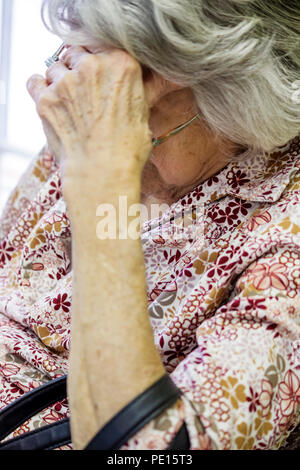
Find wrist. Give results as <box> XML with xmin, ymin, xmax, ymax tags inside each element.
<box><xmin>63</xmin><ymin>160</ymin><xmax>142</xmax><ymax>207</ymax></box>
<box><xmin>62</xmin><ymin>133</ymin><xmax>151</xmax><ymax>183</ymax></box>
<box><xmin>65</xmin><ymin>179</ymin><xmax>143</xmax><ymax>242</ymax></box>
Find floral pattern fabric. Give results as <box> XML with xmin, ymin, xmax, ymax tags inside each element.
<box><xmin>0</xmin><ymin>137</ymin><xmax>300</xmax><ymax>450</ymax></box>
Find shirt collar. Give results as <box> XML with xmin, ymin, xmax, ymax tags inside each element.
<box><xmin>142</xmin><ymin>136</ymin><xmax>300</xmax><ymax>234</ymax></box>
<box><xmin>222</xmin><ymin>136</ymin><xmax>300</xmax><ymax>203</ymax></box>
<box><xmin>184</xmin><ymin>135</ymin><xmax>300</xmax><ymax>207</ymax></box>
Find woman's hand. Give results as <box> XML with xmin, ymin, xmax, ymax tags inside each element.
<box><xmin>27</xmin><ymin>47</ymin><xmax>153</xmax><ymax>190</ymax></box>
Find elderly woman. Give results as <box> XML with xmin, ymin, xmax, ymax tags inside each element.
<box><xmin>0</xmin><ymin>0</ymin><xmax>299</xmax><ymax>450</ymax></box>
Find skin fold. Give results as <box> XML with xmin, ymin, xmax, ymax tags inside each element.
<box><xmin>27</xmin><ymin>46</ymin><xmax>236</xmax><ymax>449</ymax></box>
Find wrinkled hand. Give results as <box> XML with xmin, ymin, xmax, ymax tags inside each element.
<box><xmin>27</xmin><ymin>47</ymin><xmax>153</xmax><ymax>187</ymax></box>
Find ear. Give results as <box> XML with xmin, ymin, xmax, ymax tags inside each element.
<box><xmin>142</xmin><ymin>67</ymin><xmax>184</xmax><ymax>108</ymax></box>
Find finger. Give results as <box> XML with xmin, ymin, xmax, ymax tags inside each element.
<box><xmin>26</xmin><ymin>74</ymin><xmax>48</xmax><ymax>103</ymax></box>
<box><xmin>61</xmin><ymin>46</ymin><xmax>90</xmax><ymax>69</ymax></box>
<box><xmin>46</xmin><ymin>61</ymin><xmax>70</xmax><ymax>85</ymax></box>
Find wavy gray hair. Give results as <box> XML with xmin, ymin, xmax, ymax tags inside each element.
<box><xmin>42</xmin><ymin>0</ymin><xmax>300</xmax><ymax>156</ymax></box>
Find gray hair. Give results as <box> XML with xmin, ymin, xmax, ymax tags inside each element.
<box><xmin>42</xmin><ymin>0</ymin><xmax>300</xmax><ymax>155</ymax></box>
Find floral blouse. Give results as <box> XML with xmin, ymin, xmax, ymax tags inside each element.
<box><xmin>0</xmin><ymin>136</ymin><xmax>300</xmax><ymax>450</ymax></box>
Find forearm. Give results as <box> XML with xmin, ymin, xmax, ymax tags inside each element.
<box><xmin>67</xmin><ymin>180</ymin><xmax>165</xmax><ymax>449</ymax></box>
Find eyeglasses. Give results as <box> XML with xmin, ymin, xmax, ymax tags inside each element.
<box><xmin>46</xmin><ymin>44</ymin><xmax>200</xmax><ymax>147</ymax></box>
<box><xmin>45</xmin><ymin>43</ymin><xmax>66</xmax><ymax>68</ymax></box>
<box><xmin>151</xmin><ymin>114</ymin><xmax>200</xmax><ymax>147</ymax></box>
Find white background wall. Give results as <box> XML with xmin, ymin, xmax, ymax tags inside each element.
<box><xmin>7</xmin><ymin>0</ymin><xmax>59</xmax><ymax>154</ymax></box>
<box><xmin>0</xmin><ymin>0</ymin><xmax>59</xmax><ymax>210</ymax></box>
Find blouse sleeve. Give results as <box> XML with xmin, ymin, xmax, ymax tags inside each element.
<box><xmin>0</xmin><ymin>146</ymin><xmax>57</xmax><ymax>240</ymax></box>
<box><xmin>121</xmin><ymin>245</ymin><xmax>300</xmax><ymax>450</ymax></box>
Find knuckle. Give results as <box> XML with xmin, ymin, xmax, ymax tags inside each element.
<box><xmin>117</xmin><ymin>51</ymin><xmax>137</xmax><ymax>66</ymax></box>
<box><xmin>62</xmin><ymin>46</ymin><xmax>81</xmax><ymax>64</ymax></box>
<box><xmin>124</xmin><ymin>55</ymin><xmax>139</xmax><ymax>70</ymax></box>
<box><xmin>79</xmin><ymin>54</ymin><xmax>99</xmax><ymax>71</ymax></box>
<box><xmin>61</xmin><ymin>46</ymin><xmax>76</xmax><ymax>60</ymax></box>
<box><xmin>126</xmin><ymin>59</ymin><xmax>140</xmax><ymax>75</ymax></box>
<box><xmin>113</xmin><ymin>52</ymin><xmax>140</xmax><ymax>75</ymax></box>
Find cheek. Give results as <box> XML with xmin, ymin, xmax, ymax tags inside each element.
<box><xmin>151</xmin><ymin>150</ymin><xmax>199</xmax><ymax>186</ymax></box>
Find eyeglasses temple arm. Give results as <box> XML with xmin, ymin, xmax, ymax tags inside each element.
<box><xmin>152</xmin><ymin>114</ymin><xmax>200</xmax><ymax>147</ymax></box>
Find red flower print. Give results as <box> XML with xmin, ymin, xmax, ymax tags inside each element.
<box><xmin>0</xmin><ymin>240</ymin><xmax>15</xmax><ymax>266</ymax></box>
<box><xmin>43</xmin><ymin>410</ymin><xmax>62</xmax><ymax>424</ymax></box>
<box><xmin>278</xmin><ymin>370</ymin><xmax>300</xmax><ymax>417</ymax></box>
<box><xmin>245</xmin><ymin>298</ymin><xmax>267</xmax><ymax>311</ymax></box>
<box><xmin>248</xmin><ymin>262</ymin><xmax>288</xmax><ymax>291</ymax></box>
<box><xmin>163</xmin><ymin>344</ymin><xmax>191</xmax><ymax>366</ymax></box>
<box><xmin>163</xmin><ymin>249</ymin><xmax>181</xmax><ymax>265</ymax></box>
<box><xmin>15</xmin><ymin>381</ymin><xmax>30</xmax><ymax>394</ymax></box>
<box><xmin>227</xmin><ymin>170</ymin><xmax>250</xmax><ymax>189</ymax></box>
<box><xmin>207</xmin><ymin>175</ymin><xmax>219</xmax><ymax>187</ymax></box>
<box><xmin>53</xmin><ymin>399</ymin><xmax>68</xmax><ymax>413</ymax></box>
<box><xmin>246</xmin><ymin>386</ymin><xmax>260</xmax><ymax>412</ymax></box>
<box><xmin>192</xmin><ymin>187</ymin><xmax>205</xmax><ymax>201</ymax></box>
<box><xmin>246</xmin><ymin>211</ymin><xmax>272</xmax><ymax>232</ymax></box>
<box><xmin>227</xmin><ymin>298</ymin><xmax>241</xmax><ymax>310</ymax></box>
<box><xmin>0</xmin><ymin>362</ymin><xmax>20</xmax><ymax>378</ymax></box>
<box><xmin>52</xmin><ymin>293</ymin><xmax>71</xmax><ymax>313</ymax></box>
<box><xmin>177</xmin><ymin>263</ymin><xmax>193</xmax><ymax>278</ymax></box>
<box><xmin>227</xmin><ymin>199</ymin><xmax>252</xmax><ymax>216</ymax></box>
<box><xmin>49</xmin><ymin>180</ymin><xmax>62</xmax><ymax>200</ymax></box>
<box><xmin>49</xmin><ymin>267</ymin><xmax>68</xmax><ymax>281</ymax></box>
<box><xmin>10</xmin><ymin>385</ymin><xmax>24</xmax><ymax>395</ymax></box>
<box><xmin>207</xmin><ymin>255</ymin><xmax>236</xmax><ymax>279</ymax></box>
<box><xmin>180</xmin><ymin>196</ymin><xmax>193</xmax><ymax>206</ymax></box>
<box><xmin>152</xmin><ymin>235</ymin><xmax>166</xmax><ymax>245</ymax></box>
<box><xmin>210</xmin><ymin>206</ymin><xmax>240</xmax><ymax>226</ymax></box>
